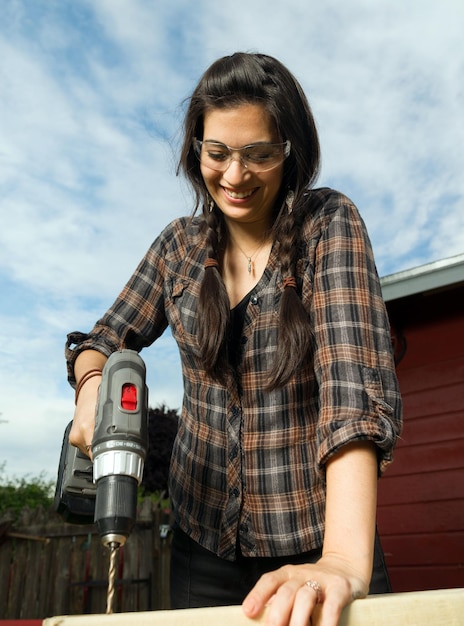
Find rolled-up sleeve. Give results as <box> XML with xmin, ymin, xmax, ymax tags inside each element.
<box><xmin>312</xmin><ymin>195</ymin><xmax>402</xmax><ymax>474</ymax></box>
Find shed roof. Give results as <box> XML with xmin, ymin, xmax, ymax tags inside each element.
<box><xmin>380</xmin><ymin>253</ymin><xmax>464</xmax><ymax>302</ymax></box>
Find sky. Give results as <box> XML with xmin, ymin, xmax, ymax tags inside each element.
<box><xmin>1</xmin><ymin>0</ymin><xmax>463</xmax><ymax>482</ymax></box>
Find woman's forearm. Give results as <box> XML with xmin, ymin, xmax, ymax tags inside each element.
<box><xmin>74</xmin><ymin>349</ymin><xmax>108</xmax><ymax>383</ymax></box>
<box><xmin>323</xmin><ymin>440</ymin><xmax>378</xmax><ymax>591</ymax></box>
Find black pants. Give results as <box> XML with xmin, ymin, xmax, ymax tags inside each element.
<box><xmin>170</xmin><ymin>527</ymin><xmax>391</xmax><ymax>609</ymax></box>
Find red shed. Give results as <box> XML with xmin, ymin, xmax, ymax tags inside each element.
<box><xmin>377</xmin><ymin>253</ymin><xmax>464</xmax><ymax>592</ymax></box>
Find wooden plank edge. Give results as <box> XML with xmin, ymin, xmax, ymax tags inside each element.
<box><xmin>43</xmin><ymin>587</ymin><xmax>464</xmax><ymax>626</ymax></box>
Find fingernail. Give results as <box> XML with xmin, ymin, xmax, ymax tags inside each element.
<box><xmin>242</xmin><ymin>598</ymin><xmax>256</xmax><ymax>615</ymax></box>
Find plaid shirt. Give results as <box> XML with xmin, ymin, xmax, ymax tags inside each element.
<box><xmin>66</xmin><ymin>187</ymin><xmax>402</xmax><ymax>561</ymax></box>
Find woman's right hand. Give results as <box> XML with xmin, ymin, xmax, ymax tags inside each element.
<box><xmin>69</xmin><ymin>375</ymin><xmax>102</xmax><ymax>458</ymax></box>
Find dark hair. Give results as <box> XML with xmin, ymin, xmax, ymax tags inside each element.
<box><xmin>177</xmin><ymin>52</ymin><xmax>321</xmax><ymax>388</ymax></box>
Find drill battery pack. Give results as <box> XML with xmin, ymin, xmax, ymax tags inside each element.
<box><xmin>53</xmin><ymin>420</ymin><xmax>96</xmax><ymax>524</ymax></box>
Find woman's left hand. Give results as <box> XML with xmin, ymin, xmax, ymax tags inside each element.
<box><xmin>242</xmin><ymin>555</ymin><xmax>369</xmax><ymax>626</ymax></box>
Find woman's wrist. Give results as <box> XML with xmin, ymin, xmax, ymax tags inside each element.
<box><xmin>318</xmin><ymin>553</ymin><xmax>370</xmax><ymax>598</ymax></box>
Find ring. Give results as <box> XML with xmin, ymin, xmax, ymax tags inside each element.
<box><xmin>304</xmin><ymin>579</ymin><xmax>323</xmax><ymax>603</ymax></box>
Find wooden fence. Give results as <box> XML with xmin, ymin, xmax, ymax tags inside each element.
<box><xmin>0</xmin><ymin>499</ymin><xmax>172</xmax><ymax>620</ymax></box>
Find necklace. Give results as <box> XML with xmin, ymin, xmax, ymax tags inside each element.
<box><xmin>230</xmin><ymin>236</ymin><xmax>270</xmax><ymax>275</ymax></box>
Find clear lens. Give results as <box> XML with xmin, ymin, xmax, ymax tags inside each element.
<box><xmin>194</xmin><ymin>139</ymin><xmax>290</xmax><ymax>172</ymax></box>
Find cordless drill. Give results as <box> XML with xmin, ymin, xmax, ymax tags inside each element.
<box><xmin>54</xmin><ymin>349</ymin><xmax>149</xmax><ymax>610</ymax></box>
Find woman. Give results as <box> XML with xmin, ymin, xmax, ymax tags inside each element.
<box><xmin>66</xmin><ymin>52</ymin><xmax>402</xmax><ymax>626</ymax></box>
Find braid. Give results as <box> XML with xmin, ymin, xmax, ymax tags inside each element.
<box><xmin>267</xmin><ymin>200</ymin><xmax>313</xmax><ymax>389</ymax></box>
<box><xmin>275</xmin><ymin>205</ymin><xmax>297</xmax><ymax>277</ymax></box>
<box><xmin>197</xmin><ymin>206</ymin><xmax>230</xmax><ymax>384</ymax></box>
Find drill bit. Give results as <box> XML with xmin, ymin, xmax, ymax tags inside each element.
<box><xmin>106</xmin><ymin>542</ymin><xmax>119</xmax><ymax>614</ymax></box>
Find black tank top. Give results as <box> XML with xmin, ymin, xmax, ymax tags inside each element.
<box><xmin>227</xmin><ymin>292</ymin><xmax>250</xmax><ymax>368</ymax></box>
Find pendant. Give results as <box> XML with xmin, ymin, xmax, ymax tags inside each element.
<box><xmin>247</xmin><ymin>257</ymin><xmax>252</xmax><ymax>274</ymax></box>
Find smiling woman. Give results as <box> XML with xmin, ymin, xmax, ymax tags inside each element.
<box><xmin>195</xmin><ymin>104</ymin><xmax>288</xmax><ymax>308</ymax></box>
<box><xmin>65</xmin><ymin>52</ymin><xmax>402</xmax><ymax>626</ymax></box>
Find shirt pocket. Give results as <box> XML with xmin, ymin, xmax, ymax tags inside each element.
<box><xmin>165</xmin><ymin>276</ymin><xmax>201</xmax><ymax>358</ymax></box>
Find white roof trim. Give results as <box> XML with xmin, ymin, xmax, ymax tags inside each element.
<box><xmin>380</xmin><ymin>253</ymin><xmax>464</xmax><ymax>302</ymax></box>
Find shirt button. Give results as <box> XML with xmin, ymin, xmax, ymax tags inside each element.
<box><xmin>240</xmin><ymin>335</ymin><xmax>247</xmax><ymax>345</ymax></box>
<box><xmin>240</xmin><ymin>523</ymin><xmax>248</xmax><ymax>533</ymax></box>
<box><xmin>250</xmin><ymin>295</ymin><xmax>259</xmax><ymax>305</ymax></box>
<box><xmin>229</xmin><ymin>445</ymin><xmax>238</xmax><ymax>460</ymax></box>
<box><xmin>230</xmin><ymin>487</ymin><xmax>240</xmax><ymax>498</ymax></box>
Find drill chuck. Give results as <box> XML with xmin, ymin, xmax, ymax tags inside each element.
<box><xmin>94</xmin><ymin>475</ymin><xmax>138</xmax><ymax>547</ymax></box>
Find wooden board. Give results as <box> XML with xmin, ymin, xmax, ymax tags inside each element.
<box><xmin>43</xmin><ymin>587</ymin><xmax>464</xmax><ymax>625</ymax></box>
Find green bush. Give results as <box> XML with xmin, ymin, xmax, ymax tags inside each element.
<box><xmin>0</xmin><ymin>463</ymin><xmax>54</xmax><ymax>516</ymax></box>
